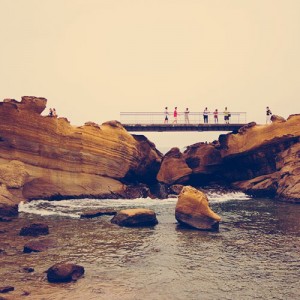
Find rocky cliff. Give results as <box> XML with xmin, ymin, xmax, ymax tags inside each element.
<box><xmin>0</xmin><ymin>97</ymin><xmax>162</xmax><ymax>214</ymax></box>
<box><xmin>157</xmin><ymin>115</ymin><xmax>300</xmax><ymax>202</ymax></box>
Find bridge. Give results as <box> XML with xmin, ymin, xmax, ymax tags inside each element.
<box><xmin>120</xmin><ymin>112</ymin><xmax>247</xmax><ymax>132</ymax></box>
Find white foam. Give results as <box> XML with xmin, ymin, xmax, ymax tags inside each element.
<box><xmin>18</xmin><ymin>191</ymin><xmax>250</xmax><ymax>218</ymax></box>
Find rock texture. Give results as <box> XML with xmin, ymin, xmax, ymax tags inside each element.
<box><xmin>46</xmin><ymin>263</ymin><xmax>85</xmax><ymax>283</ymax></box>
<box><xmin>19</xmin><ymin>223</ymin><xmax>49</xmax><ymax>236</ymax></box>
<box><xmin>158</xmin><ymin>115</ymin><xmax>300</xmax><ymax>202</ymax></box>
<box><xmin>111</xmin><ymin>208</ymin><xmax>158</xmax><ymax>227</ymax></box>
<box><xmin>0</xmin><ymin>97</ymin><xmax>162</xmax><ymax>212</ymax></box>
<box><xmin>175</xmin><ymin>186</ymin><xmax>221</xmax><ymax>231</ymax></box>
<box><xmin>157</xmin><ymin>148</ymin><xmax>192</xmax><ymax>184</ymax></box>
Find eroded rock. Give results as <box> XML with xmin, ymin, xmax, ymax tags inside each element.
<box><xmin>175</xmin><ymin>186</ymin><xmax>221</xmax><ymax>231</ymax></box>
<box><xmin>157</xmin><ymin>148</ymin><xmax>192</xmax><ymax>184</ymax></box>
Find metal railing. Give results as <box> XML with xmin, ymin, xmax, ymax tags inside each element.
<box><xmin>120</xmin><ymin>112</ymin><xmax>247</xmax><ymax>124</ymax></box>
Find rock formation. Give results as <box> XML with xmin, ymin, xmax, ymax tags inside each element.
<box><xmin>0</xmin><ymin>97</ymin><xmax>162</xmax><ymax>214</ymax></box>
<box><xmin>175</xmin><ymin>186</ymin><xmax>221</xmax><ymax>230</ymax></box>
<box><xmin>46</xmin><ymin>263</ymin><xmax>85</xmax><ymax>283</ymax></box>
<box><xmin>111</xmin><ymin>208</ymin><xmax>158</xmax><ymax>227</ymax></box>
<box><xmin>158</xmin><ymin>115</ymin><xmax>300</xmax><ymax>202</ymax></box>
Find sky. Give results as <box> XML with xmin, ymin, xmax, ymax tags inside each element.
<box><xmin>1</xmin><ymin>0</ymin><xmax>300</xmax><ymax>150</ymax></box>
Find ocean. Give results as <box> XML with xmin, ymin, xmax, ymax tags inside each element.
<box><xmin>1</xmin><ymin>190</ymin><xmax>299</xmax><ymax>300</ymax></box>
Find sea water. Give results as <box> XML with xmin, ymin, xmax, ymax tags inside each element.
<box><xmin>1</xmin><ymin>190</ymin><xmax>300</xmax><ymax>300</ymax></box>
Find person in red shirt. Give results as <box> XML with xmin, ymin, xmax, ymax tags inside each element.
<box><xmin>172</xmin><ymin>107</ymin><xmax>178</xmax><ymax>124</ymax></box>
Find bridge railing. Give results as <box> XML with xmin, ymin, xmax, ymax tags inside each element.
<box><xmin>120</xmin><ymin>112</ymin><xmax>247</xmax><ymax>124</ymax></box>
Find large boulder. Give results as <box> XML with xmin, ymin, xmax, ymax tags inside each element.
<box><xmin>157</xmin><ymin>148</ymin><xmax>192</xmax><ymax>184</ymax></box>
<box><xmin>111</xmin><ymin>208</ymin><xmax>158</xmax><ymax>227</ymax></box>
<box><xmin>175</xmin><ymin>186</ymin><xmax>221</xmax><ymax>231</ymax></box>
<box><xmin>46</xmin><ymin>263</ymin><xmax>85</xmax><ymax>283</ymax></box>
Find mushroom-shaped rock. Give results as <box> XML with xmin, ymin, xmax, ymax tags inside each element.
<box><xmin>20</xmin><ymin>96</ymin><xmax>47</xmax><ymax>114</ymax></box>
<box><xmin>46</xmin><ymin>263</ymin><xmax>85</xmax><ymax>283</ymax></box>
<box><xmin>175</xmin><ymin>186</ymin><xmax>221</xmax><ymax>231</ymax></box>
<box><xmin>111</xmin><ymin>208</ymin><xmax>158</xmax><ymax>227</ymax></box>
<box><xmin>19</xmin><ymin>223</ymin><xmax>49</xmax><ymax>236</ymax></box>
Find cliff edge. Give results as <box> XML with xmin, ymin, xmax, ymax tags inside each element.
<box><xmin>0</xmin><ymin>97</ymin><xmax>162</xmax><ymax>214</ymax></box>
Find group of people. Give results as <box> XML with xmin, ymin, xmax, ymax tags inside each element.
<box><xmin>48</xmin><ymin>108</ymin><xmax>57</xmax><ymax>117</ymax></box>
<box><xmin>164</xmin><ymin>107</ymin><xmax>231</xmax><ymax>124</ymax></box>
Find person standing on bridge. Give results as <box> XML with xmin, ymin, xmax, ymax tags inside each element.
<box><xmin>266</xmin><ymin>106</ymin><xmax>272</xmax><ymax>124</ymax></box>
<box><xmin>164</xmin><ymin>107</ymin><xmax>169</xmax><ymax>124</ymax></box>
<box><xmin>214</xmin><ymin>109</ymin><xmax>218</xmax><ymax>123</ymax></box>
<box><xmin>203</xmin><ymin>107</ymin><xmax>209</xmax><ymax>123</ymax></box>
<box><xmin>184</xmin><ymin>108</ymin><xmax>190</xmax><ymax>124</ymax></box>
<box><xmin>172</xmin><ymin>107</ymin><xmax>178</xmax><ymax>124</ymax></box>
<box><xmin>224</xmin><ymin>107</ymin><xmax>230</xmax><ymax>124</ymax></box>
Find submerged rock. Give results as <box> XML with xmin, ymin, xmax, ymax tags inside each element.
<box><xmin>19</xmin><ymin>223</ymin><xmax>49</xmax><ymax>236</ymax></box>
<box><xmin>23</xmin><ymin>238</ymin><xmax>55</xmax><ymax>253</ymax></box>
<box><xmin>175</xmin><ymin>186</ymin><xmax>221</xmax><ymax>231</ymax></box>
<box><xmin>46</xmin><ymin>263</ymin><xmax>85</xmax><ymax>283</ymax></box>
<box><xmin>111</xmin><ymin>208</ymin><xmax>158</xmax><ymax>227</ymax></box>
<box><xmin>0</xmin><ymin>286</ymin><xmax>14</xmax><ymax>293</ymax></box>
<box><xmin>80</xmin><ymin>209</ymin><xmax>117</xmax><ymax>219</ymax></box>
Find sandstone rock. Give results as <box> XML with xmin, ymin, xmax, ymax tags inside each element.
<box><xmin>184</xmin><ymin>143</ymin><xmax>222</xmax><ymax>175</ymax></box>
<box><xmin>20</xmin><ymin>96</ymin><xmax>47</xmax><ymax>114</ymax></box>
<box><xmin>46</xmin><ymin>263</ymin><xmax>85</xmax><ymax>283</ymax></box>
<box><xmin>271</xmin><ymin>115</ymin><xmax>286</xmax><ymax>123</ymax></box>
<box><xmin>177</xmin><ymin>115</ymin><xmax>300</xmax><ymax>202</ymax></box>
<box><xmin>157</xmin><ymin>148</ymin><xmax>192</xmax><ymax>184</ymax></box>
<box><xmin>175</xmin><ymin>186</ymin><xmax>221</xmax><ymax>231</ymax></box>
<box><xmin>0</xmin><ymin>160</ymin><xmax>29</xmax><ymax>188</ymax></box>
<box><xmin>0</xmin><ymin>97</ymin><xmax>162</xmax><ymax>203</ymax></box>
<box><xmin>80</xmin><ymin>209</ymin><xmax>117</xmax><ymax>219</ymax></box>
<box><xmin>19</xmin><ymin>223</ymin><xmax>49</xmax><ymax>236</ymax></box>
<box><xmin>0</xmin><ymin>185</ymin><xmax>19</xmax><ymax>217</ymax></box>
<box><xmin>23</xmin><ymin>239</ymin><xmax>55</xmax><ymax>253</ymax></box>
<box><xmin>111</xmin><ymin>208</ymin><xmax>158</xmax><ymax>227</ymax></box>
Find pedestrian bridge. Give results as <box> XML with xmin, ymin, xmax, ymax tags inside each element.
<box><xmin>120</xmin><ymin>112</ymin><xmax>247</xmax><ymax>132</ymax></box>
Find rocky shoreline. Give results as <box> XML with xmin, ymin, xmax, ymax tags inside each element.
<box><xmin>1</xmin><ymin>96</ymin><xmax>300</xmax><ymax>218</ymax></box>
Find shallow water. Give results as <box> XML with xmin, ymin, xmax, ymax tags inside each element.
<box><xmin>1</xmin><ymin>191</ymin><xmax>300</xmax><ymax>300</ymax></box>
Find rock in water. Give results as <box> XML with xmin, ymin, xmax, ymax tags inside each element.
<box><xmin>111</xmin><ymin>208</ymin><xmax>158</xmax><ymax>227</ymax></box>
<box><xmin>175</xmin><ymin>186</ymin><xmax>221</xmax><ymax>231</ymax></box>
<box><xmin>47</xmin><ymin>263</ymin><xmax>85</xmax><ymax>283</ymax></box>
<box><xmin>19</xmin><ymin>223</ymin><xmax>49</xmax><ymax>236</ymax></box>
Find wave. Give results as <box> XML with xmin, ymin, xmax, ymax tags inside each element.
<box><xmin>18</xmin><ymin>191</ymin><xmax>251</xmax><ymax>218</ymax></box>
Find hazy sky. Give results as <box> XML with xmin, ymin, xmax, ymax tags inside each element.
<box><xmin>1</xmin><ymin>0</ymin><xmax>300</xmax><ymax>149</ymax></box>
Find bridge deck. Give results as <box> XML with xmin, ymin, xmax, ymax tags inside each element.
<box><xmin>123</xmin><ymin>123</ymin><xmax>246</xmax><ymax>132</ymax></box>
